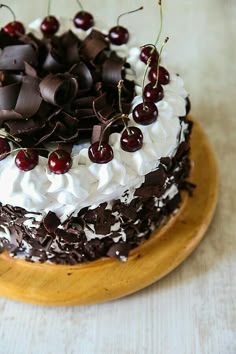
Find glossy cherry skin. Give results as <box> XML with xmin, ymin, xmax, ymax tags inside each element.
<box><xmin>139</xmin><ymin>45</ymin><xmax>158</xmax><ymax>66</ymax></box>
<box><xmin>108</xmin><ymin>26</ymin><xmax>129</xmax><ymax>45</ymax></box>
<box><xmin>0</xmin><ymin>138</ymin><xmax>10</xmax><ymax>161</ymax></box>
<box><xmin>143</xmin><ymin>82</ymin><xmax>164</xmax><ymax>103</ymax></box>
<box><xmin>88</xmin><ymin>142</ymin><xmax>113</xmax><ymax>164</ymax></box>
<box><xmin>132</xmin><ymin>102</ymin><xmax>158</xmax><ymax>125</ymax></box>
<box><xmin>148</xmin><ymin>65</ymin><xmax>170</xmax><ymax>85</ymax></box>
<box><xmin>48</xmin><ymin>149</ymin><xmax>72</xmax><ymax>174</ymax></box>
<box><xmin>120</xmin><ymin>127</ymin><xmax>143</xmax><ymax>152</ymax></box>
<box><xmin>15</xmin><ymin>149</ymin><xmax>39</xmax><ymax>171</ymax></box>
<box><xmin>4</xmin><ymin>21</ymin><xmax>25</xmax><ymax>37</ymax></box>
<box><xmin>40</xmin><ymin>16</ymin><xmax>60</xmax><ymax>36</ymax></box>
<box><xmin>73</xmin><ymin>11</ymin><xmax>94</xmax><ymax>30</ymax></box>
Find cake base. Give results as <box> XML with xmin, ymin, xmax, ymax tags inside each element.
<box><xmin>0</xmin><ymin>118</ymin><xmax>218</xmax><ymax>306</ymax></box>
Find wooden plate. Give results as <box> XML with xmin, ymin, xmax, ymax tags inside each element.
<box><xmin>0</xmin><ymin>118</ymin><xmax>218</xmax><ymax>306</ymax></box>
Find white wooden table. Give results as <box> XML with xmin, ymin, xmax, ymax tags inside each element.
<box><xmin>0</xmin><ymin>1</ymin><xmax>235</xmax><ymax>353</ymax></box>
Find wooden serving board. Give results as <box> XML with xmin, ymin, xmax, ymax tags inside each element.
<box><xmin>0</xmin><ymin>118</ymin><xmax>219</xmax><ymax>306</ymax></box>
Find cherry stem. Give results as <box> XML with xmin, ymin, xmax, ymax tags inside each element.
<box><xmin>76</xmin><ymin>0</ymin><xmax>84</xmax><ymax>12</ymax></box>
<box><xmin>142</xmin><ymin>57</ymin><xmax>152</xmax><ymax>109</ymax></box>
<box><xmin>153</xmin><ymin>36</ymin><xmax>169</xmax><ymax>89</ymax></box>
<box><xmin>0</xmin><ymin>4</ymin><xmax>16</xmax><ymax>22</ymax></box>
<box><xmin>154</xmin><ymin>0</ymin><xmax>163</xmax><ymax>47</ymax></box>
<box><xmin>0</xmin><ymin>132</ymin><xmax>21</xmax><ymax>148</ymax></box>
<box><xmin>117</xmin><ymin>80</ymin><xmax>132</xmax><ymax>136</ymax></box>
<box><xmin>117</xmin><ymin>6</ymin><xmax>143</xmax><ymax>27</ymax></box>
<box><xmin>47</xmin><ymin>0</ymin><xmax>51</xmax><ymax>17</ymax></box>
<box><xmin>98</xmin><ymin>113</ymin><xmax>129</xmax><ymax>151</ymax></box>
<box><xmin>147</xmin><ymin>0</ymin><xmax>163</xmax><ymax>56</ymax></box>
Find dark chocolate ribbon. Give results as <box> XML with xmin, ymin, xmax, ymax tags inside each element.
<box><xmin>80</xmin><ymin>30</ymin><xmax>109</xmax><ymax>62</ymax></box>
<box><xmin>39</xmin><ymin>73</ymin><xmax>78</xmax><ymax>106</ymax></box>
<box><xmin>0</xmin><ymin>44</ymin><xmax>37</xmax><ymax>70</ymax></box>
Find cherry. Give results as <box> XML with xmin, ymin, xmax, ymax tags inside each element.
<box><xmin>4</xmin><ymin>21</ymin><xmax>25</xmax><ymax>37</ymax></box>
<box><xmin>120</xmin><ymin>127</ymin><xmax>143</xmax><ymax>152</ymax></box>
<box><xmin>0</xmin><ymin>137</ymin><xmax>10</xmax><ymax>161</ymax></box>
<box><xmin>15</xmin><ymin>149</ymin><xmax>39</xmax><ymax>171</ymax></box>
<box><xmin>143</xmin><ymin>82</ymin><xmax>164</xmax><ymax>103</ymax></box>
<box><xmin>132</xmin><ymin>102</ymin><xmax>158</xmax><ymax>125</ymax></box>
<box><xmin>108</xmin><ymin>26</ymin><xmax>129</xmax><ymax>46</ymax></box>
<box><xmin>48</xmin><ymin>149</ymin><xmax>72</xmax><ymax>174</ymax></box>
<box><xmin>88</xmin><ymin>142</ymin><xmax>113</xmax><ymax>164</ymax></box>
<box><xmin>108</xmin><ymin>6</ymin><xmax>143</xmax><ymax>46</ymax></box>
<box><xmin>73</xmin><ymin>11</ymin><xmax>94</xmax><ymax>30</ymax></box>
<box><xmin>0</xmin><ymin>4</ymin><xmax>25</xmax><ymax>37</ymax></box>
<box><xmin>148</xmin><ymin>65</ymin><xmax>170</xmax><ymax>85</ymax></box>
<box><xmin>140</xmin><ymin>46</ymin><xmax>159</xmax><ymax>66</ymax></box>
<box><xmin>40</xmin><ymin>16</ymin><xmax>60</xmax><ymax>36</ymax></box>
<box><xmin>73</xmin><ymin>0</ymin><xmax>94</xmax><ymax>30</ymax></box>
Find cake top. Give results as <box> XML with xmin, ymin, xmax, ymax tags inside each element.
<box><xmin>0</xmin><ymin>2</ymin><xmax>188</xmax><ymax>220</ymax></box>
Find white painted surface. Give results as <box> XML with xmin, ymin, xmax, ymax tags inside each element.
<box><xmin>0</xmin><ymin>1</ymin><xmax>236</xmax><ymax>353</ymax></box>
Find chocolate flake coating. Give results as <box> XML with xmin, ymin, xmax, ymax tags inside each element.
<box><xmin>0</xmin><ymin>124</ymin><xmax>193</xmax><ymax>264</ymax></box>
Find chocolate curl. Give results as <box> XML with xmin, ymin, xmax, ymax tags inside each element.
<box><xmin>102</xmin><ymin>57</ymin><xmax>124</xmax><ymax>85</ymax></box>
<box><xmin>93</xmin><ymin>93</ymin><xmax>117</xmax><ymax>124</ymax></box>
<box><xmin>70</xmin><ymin>62</ymin><xmax>93</xmax><ymax>90</ymax></box>
<box><xmin>80</xmin><ymin>29</ymin><xmax>109</xmax><ymax>62</ymax></box>
<box><xmin>39</xmin><ymin>73</ymin><xmax>78</xmax><ymax>106</ymax></box>
<box><xmin>59</xmin><ymin>30</ymin><xmax>81</xmax><ymax>66</ymax></box>
<box><xmin>0</xmin><ymin>44</ymin><xmax>37</xmax><ymax>70</ymax></box>
<box><xmin>0</xmin><ymin>82</ymin><xmax>21</xmax><ymax>110</ymax></box>
<box><xmin>15</xmin><ymin>75</ymin><xmax>42</xmax><ymax>118</ymax></box>
<box><xmin>42</xmin><ymin>51</ymin><xmax>66</xmax><ymax>73</ymax></box>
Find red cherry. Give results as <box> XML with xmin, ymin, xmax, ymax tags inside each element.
<box><xmin>139</xmin><ymin>46</ymin><xmax>159</xmax><ymax>66</ymax></box>
<box><xmin>88</xmin><ymin>142</ymin><xmax>113</xmax><ymax>164</ymax></box>
<box><xmin>15</xmin><ymin>149</ymin><xmax>39</xmax><ymax>171</ymax></box>
<box><xmin>40</xmin><ymin>16</ymin><xmax>60</xmax><ymax>36</ymax></box>
<box><xmin>108</xmin><ymin>26</ymin><xmax>129</xmax><ymax>45</ymax></box>
<box><xmin>120</xmin><ymin>127</ymin><xmax>143</xmax><ymax>152</ymax></box>
<box><xmin>148</xmin><ymin>65</ymin><xmax>170</xmax><ymax>85</ymax></box>
<box><xmin>4</xmin><ymin>21</ymin><xmax>25</xmax><ymax>37</ymax></box>
<box><xmin>0</xmin><ymin>137</ymin><xmax>10</xmax><ymax>161</ymax></box>
<box><xmin>48</xmin><ymin>149</ymin><xmax>72</xmax><ymax>174</ymax></box>
<box><xmin>132</xmin><ymin>102</ymin><xmax>158</xmax><ymax>125</ymax></box>
<box><xmin>143</xmin><ymin>83</ymin><xmax>164</xmax><ymax>103</ymax></box>
<box><xmin>73</xmin><ymin>11</ymin><xmax>94</xmax><ymax>30</ymax></box>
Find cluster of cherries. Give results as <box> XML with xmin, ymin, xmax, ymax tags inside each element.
<box><xmin>0</xmin><ymin>0</ymin><xmax>142</xmax><ymax>44</ymax></box>
<box><xmin>0</xmin><ymin>137</ymin><xmax>72</xmax><ymax>173</ymax></box>
<box><xmin>0</xmin><ymin>1</ymin><xmax>171</xmax><ymax>171</ymax></box>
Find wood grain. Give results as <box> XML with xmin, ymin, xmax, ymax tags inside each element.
<box><xmin>0</xmin><ymin>118</ymin><xmax>219</xmax><ymax>306</ymax></box>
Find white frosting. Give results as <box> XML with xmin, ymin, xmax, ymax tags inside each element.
<box><xmin>0</xmin><ymin>20</ymin><xmax>188</xmax><ymax>221</ymax></box>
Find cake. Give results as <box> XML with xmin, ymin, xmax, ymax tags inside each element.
<box><xmin>0</xmin><ymin>4</ymin><xmax>193</xmax><ymax>265</ymax></box>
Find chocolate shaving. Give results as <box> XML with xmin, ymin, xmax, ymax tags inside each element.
<box><xmin>0</xmin><ymin>45</ymin><xmax>37</xmax><ymax>71</ymax></box>
<box><xmin>80</xmin><ymin>30</ymin><xmax>109</xmax><ymax>62</ymax></box>
<box><xmin>102</xmin><ymin>57</ymin><xmax>125</xmax><ymax>85</ymax></box>
<box><xmin>43</xmin><ymin>211</ymin><xmax>60</xmax><ymax>233</ymax></box>
<box><xmin>39</xmin><ymin>73</ymin><xmax>78</xmax><ymax>106</ymax></box>
<box><xmin>14</xmin><ymin>75</ymin><xmax>42</xmax><ymax>117</ymax></box>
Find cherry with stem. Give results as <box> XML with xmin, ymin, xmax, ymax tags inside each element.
<box><xmin>117</xmin><ymin>80</ymin><xmax>143</xmax><ymax>151</ymax></box>
<box><xmin>0</xmin><ymin>3</ymin><xmax>25</xmax><ymax>37</ymax></box>
<box><xmin>73</xmin><ymin>0</ymin><xmax>94</xmax><ymax>31</ymax></box>
<box><xmin>140</xmin><ymin>0</ymin><xmax>163</xmax><ymax>65</ymax></box>
<box><xmin>40</xmin><ymin>0</ymin><xmax>60</xmax><ymax>36</ymax></box>
<box><xmin>108</xmin><ymin>6</ymin><xmax>143</xmax><ymax>46</ymax></box>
